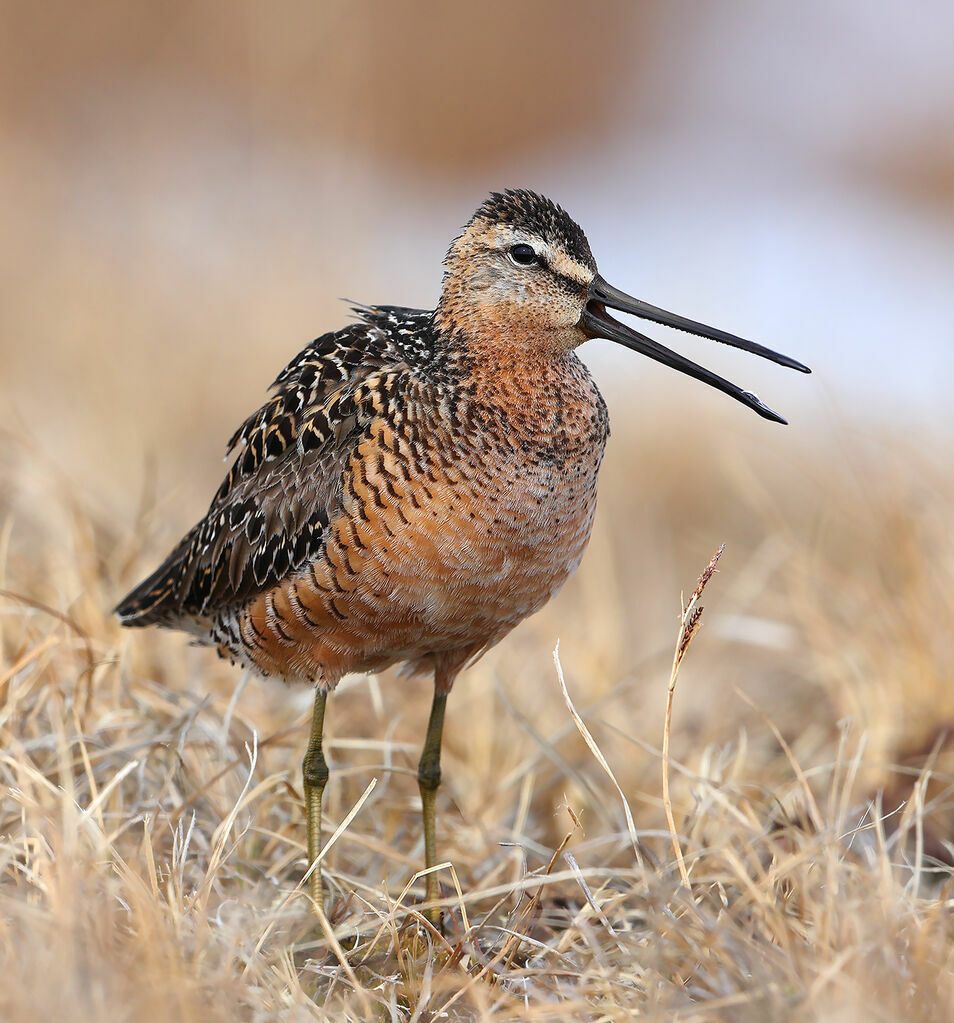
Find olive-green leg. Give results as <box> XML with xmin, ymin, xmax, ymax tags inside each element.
<box><xmin>302</xmin><ymin>688</ymin><xmax>329</xmax><ymax>909</ymax></box>
<box><xmin>417</xmin><ymin>687</ymin><xmax>448</xmax><ymax>927</ymax></box>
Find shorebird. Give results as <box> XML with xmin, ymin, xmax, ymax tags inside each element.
<box><xmin>116</xmin><ymin>189</ymin><xmax>809</xmax><ymax>923</ymax></box>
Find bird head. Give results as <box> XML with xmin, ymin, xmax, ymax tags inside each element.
<box><xmin>438</xmin><ymin>189</ymin><xmax>598</xmax><ymax>346</ymax></box>
<box><xmin>438</xmin><ymin>189</ymin><xmax>809</xmax><ymax>423</ymax></box>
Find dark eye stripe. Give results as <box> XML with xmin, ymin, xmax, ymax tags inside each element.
<box><xmin>554</xmin><ymin>272</ymin><xmax>586</xmax><ymax>296</ymax></box>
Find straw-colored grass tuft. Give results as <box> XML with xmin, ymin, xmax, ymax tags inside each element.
<box><xmin>2</xmin><ymin>416</ymin><xmax>954</xmax><ymax>1021</ymax></box>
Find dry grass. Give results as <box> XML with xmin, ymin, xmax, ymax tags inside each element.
<box><xmin>2</xmin><ymin>412</ymin><xmax>954</xmax><ymax>1022</ymax></box>
<box><xmin>3</xmin><ymin>6</ymin><xmax>952</xmax><ymax>1018</ymax></box>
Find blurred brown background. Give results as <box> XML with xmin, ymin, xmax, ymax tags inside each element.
<box><xmin>2</xmin><ymin>11</ymin><xmax>954</xmax><ymax>1013</ymax></box>
<box><xmin>2</xmin><ymin>0</ymin><xmax>953</xmax><ymax>515</ymax></box>
<box><xmin>2</xmin><ymin>0</ymin><xmax>953</xmax><ymax>759</ymax></box>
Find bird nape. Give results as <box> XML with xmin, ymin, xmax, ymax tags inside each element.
<box><xmin>115</xmin><ymin>188</ymin><xmax>810</xmax><ymax>927</ymax></box>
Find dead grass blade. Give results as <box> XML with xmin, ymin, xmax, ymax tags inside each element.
<box><xmin>663</xmin><ymin>544</ymin><xmax>725</xmax><ymax>889</ymax></box>
<box><xmin>554</xmin><ymin>642</ymin><xmax>643</xmax><ymax>868</ymax></box>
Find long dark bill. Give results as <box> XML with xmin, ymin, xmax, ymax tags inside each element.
<box><xmin>582</xmin><ymin>274</ymin><xmax>811</xmax><ymax>425</ymax></box>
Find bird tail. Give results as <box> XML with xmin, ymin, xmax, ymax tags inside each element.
<box><xmin>114</xmin><ymin>534</ymin><xmax>193</xmax><ymax>628</ymax></box>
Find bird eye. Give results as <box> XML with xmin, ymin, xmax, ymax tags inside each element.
<box><xmin>509</xmin><ymin>243</ymin><xmax>538</xmax><ymax>266</ymax></box>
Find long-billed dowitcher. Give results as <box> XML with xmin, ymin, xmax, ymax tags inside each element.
<box><xmin>116</xmin><ymin>189</ymin><xmax>809</xmax><ymax>923</ymax></box>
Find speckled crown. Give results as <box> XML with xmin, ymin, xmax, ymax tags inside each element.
<box><xmin>470</xmin><ymin>189</ymin><xmax>597</xmax><ymax>272</ymax></box>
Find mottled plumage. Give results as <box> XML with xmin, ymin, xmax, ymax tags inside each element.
<box><xmin>116</xmin><ymin>189</ymin><xmax>808</xmax><ymax>921</ymax></box>
<box><xmin>117</xmin><ymin>299</ymin><xmax>607</xmax><ymax>686</ymax></box>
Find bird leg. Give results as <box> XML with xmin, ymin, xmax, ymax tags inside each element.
<box><xmin>302</xmin><ymin>687</ymin><xmax>329</xmax><ymax>910</ymax></box>
<box><xmin>417</xmin><ymin>686</ymin><xmax>447</xmax><ymax>927</ymax></box>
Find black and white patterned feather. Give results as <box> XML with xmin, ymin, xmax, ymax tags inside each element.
<box><xmin>115</xmin><ymin>306</ymin><xmax>441</xmax><ymax>626</ymax></box>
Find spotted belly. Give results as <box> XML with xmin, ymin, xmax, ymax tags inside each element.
<box><xmin>214</xmin><ymin>419</ymin><xmax>602</xmax><ymax>685</ymax></box>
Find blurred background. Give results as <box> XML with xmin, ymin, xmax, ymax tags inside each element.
<box><xmin>2</xmin><ymin>0</ymin><xmax>953</xmax><ymax>511</ymax></box>
<box><xmin>2</xmin><ymin>4</ymin><xmax>954</xmax><ymax>1013</ymax></box>
<box><xmin>3</xmin><ymin>0</ymin><xmax>954</xmax><ymax>762</ymax></box>
<box><xmin>3</xmin><ymin>0</ymin><xmax>954</xmax><ymax>743</ymax></box>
